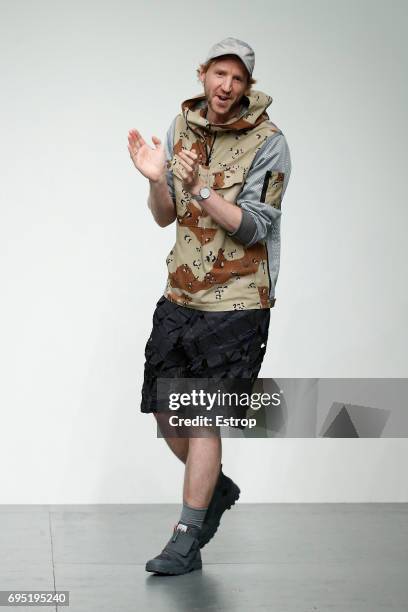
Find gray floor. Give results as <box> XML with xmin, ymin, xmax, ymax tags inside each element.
<box><xmin>0</xmin><ymin>503</ymin><xmax>407</xmax><ymax>611</ymax></box>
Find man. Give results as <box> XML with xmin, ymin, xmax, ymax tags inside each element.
<box><xmin>127</xmin><ymin>37</ymin><xmax>291</xmax><ymax>575</ymax></box>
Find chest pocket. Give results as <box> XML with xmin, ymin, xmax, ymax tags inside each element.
<box><xmin>210</xmin><ymin>165</ymin><xmax>246</xmax><ymax>202</ymax></box>
<box><xmin>171</xmin><ymin>157</ymin><xmax>245</xmax><ymax>184</ymax></box>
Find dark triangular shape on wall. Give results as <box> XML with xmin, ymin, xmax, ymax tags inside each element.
<box><xmin>322</xmin><ymin>405</ymin><xmax>359</xmax><ymax>438</ymax></box>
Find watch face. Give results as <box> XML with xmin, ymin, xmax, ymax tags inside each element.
<box><xmin>200</xmin><ymin>186</ymin><xmax>211</xmax><ymax>199</ymax></box>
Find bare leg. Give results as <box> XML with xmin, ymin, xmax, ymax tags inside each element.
<box><xmin>153</xmin><ymin>413</ymin><xmax>189</xmax><ymax>463</ymax></box>
<box><xmin>184</xmin><ymin>432</ymin><xmax>221</xmax><ymax>508</ymax></box>
<box><xmin>154</xmin><ymin>414</ymin><xmax>221</xmax><ymax>509</ymax></box>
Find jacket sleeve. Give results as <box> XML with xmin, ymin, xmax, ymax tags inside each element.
<box><xmin>164</xmin><ymin>116</ymin><xmax>177</xmax><ymax>204</ymax></box>
<box><xmin>227</xmin><ymin>131</ymin><xmax>292</xmax><ymax>247</ymax></box>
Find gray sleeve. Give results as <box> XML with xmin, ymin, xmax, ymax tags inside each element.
<box><xmin>227</xmin><ymin>132</ymin><xmax>292</xmax><ymax>247</ymax></box>
<box><xmin>164</xmin><ymin>116</ymin><xmax>177</xmax><ymax>204</ymax></box>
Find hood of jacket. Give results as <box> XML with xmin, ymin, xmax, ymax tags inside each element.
<box><xmin>181</xmin><ymin>89</ymin><xmax>273</xmax><ymax>134</ymax></box>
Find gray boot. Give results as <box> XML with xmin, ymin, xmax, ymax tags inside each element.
<box><xmin>145</xmin><ymin>523</ymin><xmax>202</xmax><ymax>575</ymax></box>
<box><xmin>199</xmin><ymin>464</ymin><xmax>240</xmax><ymax>548</ymax></box>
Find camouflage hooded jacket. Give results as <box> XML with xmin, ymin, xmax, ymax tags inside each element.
<box><xmin>162</xmin><ymin>89</ymin><xmax>291</xmax><ymax>312</ymax></box>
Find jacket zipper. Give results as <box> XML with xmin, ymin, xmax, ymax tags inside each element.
<box><xmin>207</xmin><ymin>132</ymin><xmax>217</xmax><ymax>164</ymax></box>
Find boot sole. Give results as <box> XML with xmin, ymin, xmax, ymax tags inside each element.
<box><xmin>145</xmin><ymin>558</ymin><xmax>202</xmax><ymax>575</ymax></box>
<box><xmin>199</xmin><ymin>481</ymin><xmax>240</xmax><ymax>548</ymax></box>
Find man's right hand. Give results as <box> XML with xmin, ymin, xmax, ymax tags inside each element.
<box><xmin>127</xmin><ymin>129</ymin><xmax>166</xmax><ymax>183</ymax></box>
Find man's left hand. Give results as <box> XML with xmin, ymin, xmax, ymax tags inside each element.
<box><xmin>178</xmin><ymin>149</ymin><xmax>204</xmax><ymax>196</ymax></box>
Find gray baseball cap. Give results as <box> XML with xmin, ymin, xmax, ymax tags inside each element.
<box><xmin>204</xmin><ymin>37</ymin><xmax>255</xmax><ymax>76</ymax></box>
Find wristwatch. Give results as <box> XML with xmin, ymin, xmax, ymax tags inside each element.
<box><xmin>193</xmin><ymin>186</ymin><xmax>211</xmax><ymax>202</ymax></box>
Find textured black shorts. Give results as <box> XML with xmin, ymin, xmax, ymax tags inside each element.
<box><xmin>141</xmin><ymin>296</ymin><xmax>270</xmax><ymax>428</ymax></box>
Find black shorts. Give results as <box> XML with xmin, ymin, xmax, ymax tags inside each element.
<box><xmin>141</xmin><ymin>296</ymin><xmax>270</xmax><ymax>428</ymax></box>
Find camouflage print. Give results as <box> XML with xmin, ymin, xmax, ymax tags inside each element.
<box><xmin>165</xmin><ymin>90</ymin><xmax>281</xmax><ymax>312</ymax></box>
<box><xmin>261</xmin><ymin>170</ymin><xmax>285</xmax><ymax>210</ymax></box>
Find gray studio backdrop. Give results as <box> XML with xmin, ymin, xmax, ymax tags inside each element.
<box><xmin>0</xmin><ymin>0</ymin><xmax>407</xmax><ymax>503</ymax></box>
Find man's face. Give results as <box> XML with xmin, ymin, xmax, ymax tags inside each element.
<box><xmin>199</xmin><ymin>56</ymin><xmax>249</xmax><ymax>123</ymax></box>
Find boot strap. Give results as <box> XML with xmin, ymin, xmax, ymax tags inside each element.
<box><xmin>165</xmin><ymin>531</ymin><xmax>196</xmax><ymax>556</ymax></box>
